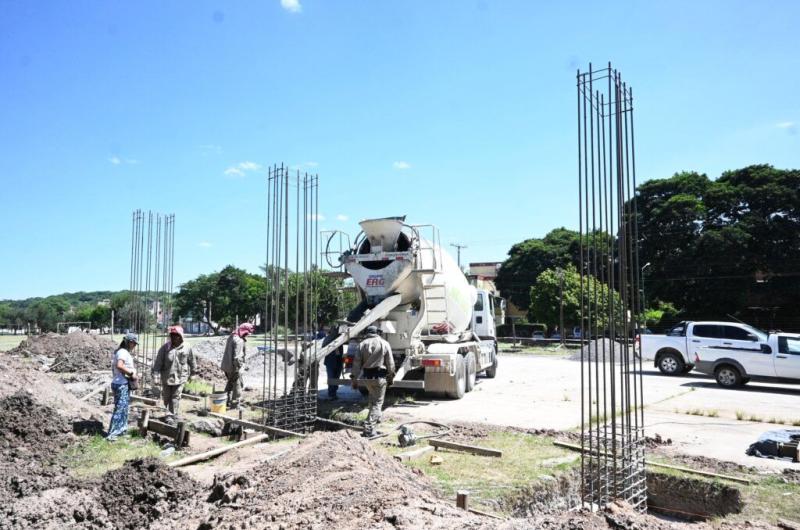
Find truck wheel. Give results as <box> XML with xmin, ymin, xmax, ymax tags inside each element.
<box><xmin>465</xmin><ymin>352</ymin><xmax>477</xmax><ymax>392</ymax></box>
<box><xmin>657</xmin><ymin>352</ymin><xmax>685</xmax><ymax>375</ymax></box>
<box><xmin>484</xmin><ymin>349</ymin><xmax>498</xmax><ymax>379</ymax></box>
<box><xmin>715</xmin><ymin>365</ymin><xmax>742</xmax><ymax>388</ymax></box>
<box><xmin>446</xmin><ymin>355</ymin><xmax>466</xmax><ymax>399</ymax></box>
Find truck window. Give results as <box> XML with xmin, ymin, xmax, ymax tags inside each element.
<box><xmin>693</xmin><ymin>325</ymin><xmax>721</xmax><ymax>338</ymax></box>
<box><xmin>722</xmin><ymin>326</ymin><xmax>757</xmax><ymax>341</ymax></box>
<box><xmin>474</xmin><ymin>293</ymin><xmax>484</xmax><ymax>312</ymax></box>
<box><xmin>666</xmin><ymin>323</ymin><xmax>686</xmax><ymax>337</ymax></box>
<box><xmin>779</xmin><ymin>336</ymin><xmax>800</xmax><ymax>355</ymax></box>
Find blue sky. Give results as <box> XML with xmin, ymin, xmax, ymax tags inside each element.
<box><xmin>1</xmin><ymin>0</ymin><xmax>797</xmax><ymax>299</ymax></box>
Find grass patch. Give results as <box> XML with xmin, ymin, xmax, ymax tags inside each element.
<box><xmin>749</xmin><ymin>414</ymin><xmax>763</xmax><ymax>422</ymax></box>
<box><xmin>498</xmin><ymin>344</ymin><xmax>571</xmax><ymax>356</ymax></box>
<box><xmin>384</xmin><ymin>432</ymin><xmax>578</xmax><ymax>514</ymax></box>
<box><xmin>707</xmin><ymin>409</ymin><xmax>719</xmax><ymax>418</ymax></box>
<box><xmin>724</xmin><ymin>476</ymin><xmax>800</xmax><ymax>525</ymax></box>
<box><xmin>0</xmin><ymin>335</ymin><xmax>25</xmax><ymax>352</ymax></box>
<box><xmin>62</xmin><ymin>433</ymin><xmax>166</xmax><ymax>478</ymax></box>
<box><xmin>736</xmin><ymin>410</ymin><xmax>746</xmax><ymax>421</ymax></box>
<box><xmin>184</xmin><ymin>378</ymin><xmax>214</xmax><ymax>396</ymax></box>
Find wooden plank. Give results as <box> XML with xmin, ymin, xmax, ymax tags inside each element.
<box><xmin>429</xmin><ymin>439</ymin><xmax>502</xmax><ymax>458</ymax></box>
<box><xmin>208</xmin><ymin>412</ymin><xmax>306</xmax><ymax>439</ymax></box>
<box><xmin>180</xmin><ymin>393</ymin><xmax>201</xmax><ymax>402</ymax></box>
<box><xmin>315</xmin><ymin>416</ymin><xmax>362</xmax><ymax>431</ymax></box>
<box><xmin>130</xmin><ymin>394</ymin><xmax>160</xmax><ymax>406</ymax></box>
<box><xmin>552</xmin><ymin>441</ymin><xmax>753</xmax><ymax>485</ymax></box>
<box><xmin>468</xmin><ymin>507</ymin><xmax>505</xmax><ymax>520</ymax></box>
<box><xmin>146</xmin><ymin>419</ymin><xmax>179</xmax><ymax>439</ymax></box>
<box><xmin>168</xmin><ymin>434</ymin><xmax>270</xmax><ymax>468</ymax></box>
<box><xmin>80</xmin><ymin>382</ymin><xmax>110</xmax><ymax>401</ymax></box>
<box><xmin>394</xmin><ymin>446</ymin><xmax>434</xmax><ymax>462</ymax></box>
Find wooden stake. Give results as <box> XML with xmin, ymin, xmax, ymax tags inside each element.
<box><xmin>175</xmin><ymin>421</ymin><xmax>186</xmax><ymax>448</ymax></box>
<box><xmin>102</xmin><ymin>387</ymin><xmax>110</xmax><ymax>406</ymax></box>
<box><xmin>456</xmin><ymin>490</ymin><xmax>469</xmax><ymax>510</ymax></box>
<box><xmin>139</xmin><ymin>409</ymin><xmax>151</xmax><ymax>437</ymax></box>
<box><xmin>429</xmin><ymin>439</ymin><xmax>502</xmax><ymax>458</ymax></box>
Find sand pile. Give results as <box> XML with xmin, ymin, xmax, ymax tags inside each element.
<box><xmin>192</xmin><ymin>356</ymin><xmax>226</xmax><ymax>387</ymax></box>
<box><xmin>8</xmin><ymin>332</ymin><xmax>116</xmax><ymax>372</ymax></box>
<box><xmin>191</xmin><ymin>336</ymin><xmax>303</xmax><ymax>388</ymax></box>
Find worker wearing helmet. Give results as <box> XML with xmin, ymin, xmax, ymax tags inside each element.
<box><xmin>352</xmin><ymin>326</ymin><xmax>395</xmax><ymax>437</ymax></box>
<box><xmin>221</xmin><ymin>322</ymin><xmax>254</xmax><ymax>410</ymax></box>
<box><xmin>152</xmin><ymin>325</ymin><xmax>196</xmax><ymax>418</ymax></box>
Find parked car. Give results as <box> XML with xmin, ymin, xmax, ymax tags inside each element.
<box><xmin>640</xmin><ymin>321</ymin><xmax>770</xmax><ymax>375</ymax></box>
<box><xmin>694</xmin><ymin>332</ymin><xmax>800</xmax><ymax>388</ymax></box>
<box><xmin>532</xmin><ymin>330</ymin><xmax>545</xmax><ymax>339</ymax></box>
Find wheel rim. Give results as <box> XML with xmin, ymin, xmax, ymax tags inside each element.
<box><xmin>718</xmin><ymin>369</ymin><xmax>736</xmax><ymax>386</ymax></box>
<box><xmin>661</xmin><ymin>357</ymin><xmax>678</xmax><ymax>373</ymax></box>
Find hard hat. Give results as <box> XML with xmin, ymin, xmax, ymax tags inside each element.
<box><xmin>366</xmin><ymin>326</ymin><xmax>379</xmax><ymax>336</ymax></box>
<box><xmin>124</xmin><ymin>332</ymin><xmax>139</xmax><ymax>344</ymax></box>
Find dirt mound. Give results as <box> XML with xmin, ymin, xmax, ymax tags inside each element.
<box><xmin>9</xmin><ymin>332</ymin><xmax>116</xmax><ymax>372</ymax></box>
<box><xmin>570</xmin><ymin>339</ymin><xmax>633</xmax><ymax>363</ymax></box>
<box><xmin>100</xmin><ymin>457</ymin><xmax>201</xmax><ymax>529</ymax></box>
<box><xmin>192</xmin><ymin>356</ymin><xmax>226</xmax><ymax>387</ymax></box>
<box><xmin>0</xmin><ymin>391</ymin><xmax>75</xmax><ymax>500</ymax></box>
<box><xmin>201</xmin><ymin>429</ymin><xmax>488</xmax><ymax>529</ymax></box>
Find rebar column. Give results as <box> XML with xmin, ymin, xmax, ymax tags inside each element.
<box><xmin>577</xmin><ymin>63</ymin><xmax>647</xmax><ymax>511</ymax></box>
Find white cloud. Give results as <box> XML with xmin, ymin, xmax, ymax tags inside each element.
<box><xmin>223</xmin><ymin>161</ymin><xmax>263</xmax><ymax>177</ymax></box>
<box><xmin>238</xmin><ymin>161</ymin><xmax>262</xmax><ymax>171</ymax></box>
<box><xmin>109</xmin><ymin>155</ymin><xmax>138</xmax><ymax>165</ymax></box>
<box><xmin>776</xmin><ymin>121</ymin><xmax>795</xmax><ymax>129</ymax></box>
<box><xmin>307</xmin><ymin>213</ymin><xmax>326</xmax><ymax>221</ymax></box>
<box><xmin>336</xmin><ymin>214</ymin><xmax>349</xmax><ymax>221</ymax></box>
<box><xmin>280</xmin><ymin>0</ymin><xmax>302</xmax><ymax>13</ymax></box>
<box><xmin>393</xmin><ymin>161</ymin><xmax>411</xmax><ymax>170</ymax></box>
<box><xmin>198</xmin><ymin>241</ymin><xmax>213</xmax><ymax>248</ymax></box>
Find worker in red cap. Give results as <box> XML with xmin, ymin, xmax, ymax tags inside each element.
<box><xmin>221</xmin><ymin>322</ymin><xmax>255</xmax><ymax>410</ymax></box>
<box><xmin>152</xmin><ymin>325</ymin><xmax>196</xmax><ymax>418</ymax></box>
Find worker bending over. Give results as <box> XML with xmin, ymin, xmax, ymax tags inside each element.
<box><xmin>352</xmin><ymin>326</ymin><xmax>395</xmax><ymax>437</ymax></box>
<box><xmin>152</xmin><ymin>325</ymin><xmax>196</xmax><ymax>419</ymax></box>
<box><xmin>221</xmin><ymin>322</ymin><xmax>254</xmax><ymax>410</ymax></box>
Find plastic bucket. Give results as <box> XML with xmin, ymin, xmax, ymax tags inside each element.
<box><xmin>210</xmin><ymin>393</ymin><xmax>227</xmax><ymax>413</ymax></box>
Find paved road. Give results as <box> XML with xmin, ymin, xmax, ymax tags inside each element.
<box><xmin>328</xmin><ymin>353</ymin><xmax>800</xmax><ymax>471</ymax></box>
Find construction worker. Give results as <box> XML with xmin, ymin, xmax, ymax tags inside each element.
<box><xmin>152</xmin><ymin>325</ymin><xmax>196</xmax><ymax>418</ymax></box>
<box><xmin>323</xmin><ymin>325</ymin><xmax>343</xmax><ymax>401</ymax></box>
<box><xmin>352</xmin><ymin>326</ymin><xmax>395</xmax><ymax>437</ymax></box>
<box><xmin>106</xmin><ymin>333</ymin><xmax>138</xmax><ymax>441</ymax></box>
<box><xmin>221</xmin><ymin>322</ymin><xmax>254</xmax><ymax>409</ymax></box>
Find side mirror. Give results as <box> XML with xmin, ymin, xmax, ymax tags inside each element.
<box><xmin>761</xmin><ymin>343</ymin><xmax>772</xmax><ymax>354</ymax></box>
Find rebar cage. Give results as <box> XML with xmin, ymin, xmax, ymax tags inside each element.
<box><xmin>259</xmin><ymin>164</ymin><xmax>320</xmax><ymax>433</ymax></box>
<box><xmin>577</xmin><ymin>63</ymin><xmax>647</xmax><ymax>511</ymax></box>
<box><xmin>128</xmin><ymin>210</ymin><xmax>176</xmax><ymax>391</ymax></box>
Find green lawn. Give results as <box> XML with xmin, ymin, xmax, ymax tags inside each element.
<box><xmin>0</xmin><ymin>334</ymin><xmax>25</xmax><ymax>352</ymax></box>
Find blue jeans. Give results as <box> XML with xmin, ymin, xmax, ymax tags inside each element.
<box><xmin>108</xmin><ymin>382</ymin><xmax>130</xmax><ymax>438</ymax></box>
<box><xmin>324</xmin><ymin>354</ymin><xmax>343</xmax><ymax>398</ymax></box>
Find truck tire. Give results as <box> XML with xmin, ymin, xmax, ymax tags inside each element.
<box><xmin>715</xmin><ymin>365</ymin><xmax>742</xmax><ymax>388</ymax></box>
<box><xmin>484</xmin><ymin>348</ymin><xmax>498</xmax><ymax>379</ymax></box>
<box><xmin>446</xmin><ymin>355</ymin><xmax>466</xmax><ymax>399</ymax></box>
<box><xmin>657</xmin><ymin>351</ymin><xmax>685</xmax><ymax>375</ymax></box>
<box><xmin>465</xmin><ymin>352</ymin><xmax>477</xmax><ymax>392</ymax></box>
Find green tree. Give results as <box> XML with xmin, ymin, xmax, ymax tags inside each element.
<box><xmin>496</xmin><ymin>228</ymin><xmax>612</xmax><ymax>311</ymax></box>
<box><xmin>636</xmin><ymin>165</ymin><xmax>800</xmax><ymax>329</ymax></box>
<box><xmin>528</xmin><ymin>266</ymin><xmax>625</xmax><ymax>333</ymax></box>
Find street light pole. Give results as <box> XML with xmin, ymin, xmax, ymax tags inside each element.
<box><xmin>641</xmin><ymin>262</ymin><xmax>651</xmax><ymax>327</ymax></box>
<box><xmin>557</xmin><ymin>268</ymin><xmax>565</xmax><ymax>347</ymax></box>
<box><xmin>450</xmin><ymin>243</ymin><xmax>467</xmax><ymax>270</ymax></box>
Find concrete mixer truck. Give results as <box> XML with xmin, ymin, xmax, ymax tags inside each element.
<box><xmin>311</xmin><ymin>216</ymin><xmax>501</xmax><ymax>399</ymax></box>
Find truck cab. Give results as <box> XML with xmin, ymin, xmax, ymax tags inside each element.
<box><xmin>694</xmin><ymin>332</ymin><xmax>800</xmax><ymax>388</ymax></box>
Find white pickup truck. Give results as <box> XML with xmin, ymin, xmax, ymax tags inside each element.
<box><xmin>640</xmin><ymin>321</ymin><xmax>771</xmax><ymax>376</ymax></box>
<box><xmin>694</xmin><ymin>331</ymin><xmax>800</xmax><ymax>388</ymax></box>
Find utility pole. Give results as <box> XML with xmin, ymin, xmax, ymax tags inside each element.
<box><xmin>559</xmin><ymin>269</ymin><xmax>565</xmax><ymax>347</ymax></box>
<box><xmin>450</xmin><ymin>243</ymin><xmax>467</xmax><ymax>270</ymax></box>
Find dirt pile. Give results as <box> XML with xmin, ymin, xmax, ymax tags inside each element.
<box><xmin>201</xmin><ymin>429</ymin><xmax>487</xmax><ymax>529</ymax></box>
<box><xmin>0</xmin><ymin>391</ymin><xmax>74</xmax><ymax>499</ymax></box>
<box><xmin>192</xmin><ymin>356</ymin><xmax>226</xmax><ymax>387</ymax></box>
<box><xmin>8</xmin><ymin>332</ymin><xmax>116</xmax><ymax>372</ymax></box>
<box><xmin>571</xmin><ymin>339</ymin><xmax>633</xmax><ymax>363</ymax></box>
<box><xmin>100</xmin><ymin>458</ymin><xmax>202</xmax><ymax>529</ymax></box>
<box><xmin>191</xmin><ymin>336</ymin><xmax>301</xmax><ymax>388</ymax></box>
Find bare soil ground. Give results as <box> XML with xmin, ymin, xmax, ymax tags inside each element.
<box><xmin>8</xmin><ymin>332</ymin><xmax>116</xmax><ymax>372</ymax></box>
